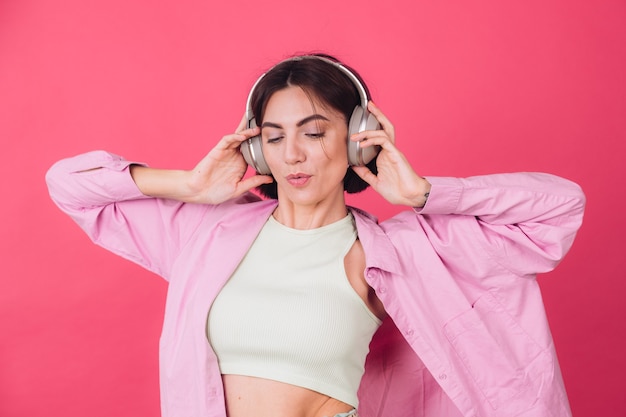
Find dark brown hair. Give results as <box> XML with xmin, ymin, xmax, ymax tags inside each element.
<box><xmin>250</xmin><ymin>53</ymin><xmax>377</xmax><ymax>199</ymax></box>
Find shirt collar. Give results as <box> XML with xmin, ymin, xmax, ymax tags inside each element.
<box><xmin>349</xmin><ymin>206</ymin><xmax>402</xmax><ymax>276</ymax></box>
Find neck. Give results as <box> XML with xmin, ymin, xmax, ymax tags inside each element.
<box><xmin>273</xmin><ymin>193</ymin><xmax>348</xmax><ymax>230</ymax></box>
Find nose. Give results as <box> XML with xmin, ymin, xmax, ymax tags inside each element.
<box><xmin>283</xmin><ymin>135</ymin><xmax>306</xmax><ymax>165</ymax></box>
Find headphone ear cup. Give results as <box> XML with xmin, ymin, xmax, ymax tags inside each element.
<box><xmin>347</xmin><ymin>106</ymin><xmax>364</xmax><ymax>166</ymax></box>
<box><xmin>359</xmin><ymin>111</ymin><xmax>381</xmax><ymax>165</ymax></box>
<box><xmin>347</xmin><ymin>106</ymin><xmax>381</xmax><ymax>166</ymax></box>
<box><xmin>241</xmin><ymin>119</ymin><xmax>272</xmax><ymax>175</ymax></box>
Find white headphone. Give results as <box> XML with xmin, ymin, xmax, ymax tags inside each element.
<box><xmin>240</xmin><ymin>55</ymin><xmax>380</xmax><ymax>175</ymax></box>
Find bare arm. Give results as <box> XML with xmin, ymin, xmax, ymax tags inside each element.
<box><xmin>130</xmin><ymin>118</ymin><xmax>273</xmax><ymax>204</ymax></box>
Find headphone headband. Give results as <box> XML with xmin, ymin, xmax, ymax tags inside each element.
<box><xmin>241</xmin><ymin>54</ymin><xmax>380</xmax><ymax>175</ymax></box>
<box><xmin>245</xmin><ymin>55</ymin><xmax>369</xmax><ymax>122</ymax></box>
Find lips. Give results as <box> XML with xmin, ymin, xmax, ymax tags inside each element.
<box><xmin>286</xmin><ymin>173</ymin><xmax>311</xmax><ymax>186</ymax></box>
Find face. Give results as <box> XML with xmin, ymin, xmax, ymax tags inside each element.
<box><xmin>261</xmin><ymin>86</ymin><xmax>349</xmax><ymax>209</ymax></box>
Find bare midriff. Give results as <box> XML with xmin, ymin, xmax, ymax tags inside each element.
<box><xmin>222</xmin><ymin>375</ymin><xmax>354</xmax><ymax>417</ymax></box>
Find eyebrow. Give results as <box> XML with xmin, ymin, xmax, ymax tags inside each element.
<box><xmin>261</xmin><ymin>114</ymin><xmax>330</xmax><ymax>129</ymax></box>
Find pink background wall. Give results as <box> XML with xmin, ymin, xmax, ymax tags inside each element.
<box><xmin>1</xmin><ymin>1</ymin><xmax>624</xmax><ymax>416</ymax></box>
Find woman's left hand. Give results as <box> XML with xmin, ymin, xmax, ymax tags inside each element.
<box><xmin>350</xmin><ymin>102</ymin><xmax>431</xmax><ymax>207</ymax></box>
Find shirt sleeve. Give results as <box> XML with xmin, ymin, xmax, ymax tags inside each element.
<box><xmin>45</xmin><ymin>150</ymin><xmax>210</xmax><ymax>280</ymax></box>
<box><xmin>414</xmin><ymin>172</ymin><xmax>586</xmax><ymax>277</ymax></box>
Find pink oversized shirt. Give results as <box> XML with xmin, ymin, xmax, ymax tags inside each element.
<box><xmin>46</xmin><ymin>151</ymin><xmax>585</xmax><ymax>417</ymax></box>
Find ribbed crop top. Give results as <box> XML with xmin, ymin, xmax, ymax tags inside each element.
<box><xmin>207</xmin><ymin>213</ymin><xmax>382</xmax><ymax>407</ymax></box>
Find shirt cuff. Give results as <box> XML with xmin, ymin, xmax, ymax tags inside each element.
<box><xmin>413</xmin><ymin>176</ymin><xmax>463</xmax><ymax>214</ymax></box>
<box><xmin>68</xmin><ymin>150</ymin><xmax>149</xmax><ymax>201</ymax></box>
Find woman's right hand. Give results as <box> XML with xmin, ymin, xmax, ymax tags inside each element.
<box><xmin>131</xmin><ymin>116</ymin><xmax>274</xmax><ymax>204</ymax></box>
<box><xmin>186</xmin><ymin>116</ymin><xmax>274</xmax><ymax>204</ymax></box>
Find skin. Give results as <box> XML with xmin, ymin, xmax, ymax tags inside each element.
<box><xmin>129</xmin><ymin>86</ymin><xmax>431</xmax><ymax>417</ymax></box>
<box><xmin>260</xmin><ymin>87</ymin><xmax>354</xmax><ymax>229</ymax></box>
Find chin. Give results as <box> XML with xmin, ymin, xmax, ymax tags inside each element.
<box><xmin>281</xmin><ymin>188</ymin><xmax>343</xmax><ymax>207</ymax></box>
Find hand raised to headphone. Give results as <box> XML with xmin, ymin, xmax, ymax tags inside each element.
<box><xmin>131</xmin><ymin>116</ymin><xmax>273</xmax><ymax>204</ymax></box>
<box><xmin>185</xmin><ymin>115</ymin><xmax>274</xmax><ymax>204</ymax></box>
<box><xmin>350</xmin><ymin>102</ymin><xmax>431</xmax><ymax>207</ymax></box>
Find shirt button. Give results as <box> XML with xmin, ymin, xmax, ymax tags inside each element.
<box><xmin>406</xmin><ymin>328</ymin><xmax>414</xmax><ymax>336</ymax></box>
<box><xmin>438</xmin><ymin>373</ymin><xmax>447</xmax><ymax>380</ymax></box>
<box><xmin>378</xmin><ymin>287</ymin><xmax>387</xmax><ymax>294</ymax></box>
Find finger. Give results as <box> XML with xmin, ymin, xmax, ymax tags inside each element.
<box><xmin>367</xmin><ymin>101</ymin><xmax>395</xmax><ymax>142</ymax></box>
<box><xmin>218</xmin><ymin>128</ymin><xmax>261</xmax><ymax>149</ymax></box>
<box><xmin>238</xmin><ymin>125</ymin><xmax>261</xmax><ymax>138</ymax></box>
<box><xmin>352</xmin><ymin>134</ymin><xmax>406</xmax><ymax>165</ymax></box>
<box><xmin>350</xmin><ymin>131</ymin><xmax>395</xmax><ymax>151</ymax></box>
<box><xmin>234</xmin><ymin>174</ymin><xmax>274</xmax><ymax>195</ymax></box>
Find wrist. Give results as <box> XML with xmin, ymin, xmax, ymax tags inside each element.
<box><xmin>412</xmin><ymin>179</ymin><xmax>432</xmax><ymax>208</ymax></box>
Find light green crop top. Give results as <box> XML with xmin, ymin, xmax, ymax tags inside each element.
<box><xmin>207</xmin><ymin>213</ymin><xmax>382</xmax><ymax>407</ymax></box>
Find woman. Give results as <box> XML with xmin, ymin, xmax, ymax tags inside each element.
<box><xmin>46</xmin><ymin>54</ymin><xmax>585</xmax><ymax>417</ymax></box>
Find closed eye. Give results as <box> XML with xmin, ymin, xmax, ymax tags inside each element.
<box><xmin>306</xmin><ymin>132</ymin><xmax>326</xmax><ymax>139</ymax></box>
<box><xmin>266</xmin><ymin>136</ymin><xmax>283</xmax><ymax>144</ymax></box>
